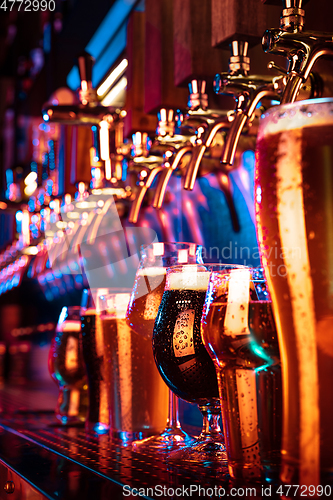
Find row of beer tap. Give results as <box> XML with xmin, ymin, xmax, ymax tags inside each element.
<box><xmin>2</xmin><ymin>0</ymin><xmax>332</xmax><ymax>299</ymax></box>
<box><xmin>45</xmin><ymin>0</ymin><xmax>331</xmax><ymax>223</ymax></box>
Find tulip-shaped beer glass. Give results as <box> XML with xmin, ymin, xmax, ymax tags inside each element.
<box><xmin>152</xmin><ymin>264</ymin><xmax>227</xmax><ymax>466</ymax></box>
<box><xmin>201</xmin><ymin>265</ymin><xmax>281</xmax><ymax>482</ymax></box>
<box><xmin>49</xmin><ymin>306</ymin><xmax>88</xmax><ymax>424</ymax></box>
<box><xmin>126</xmin><ymin>242</ymin><xmax>203</xmax><ymax>452</ymax></box>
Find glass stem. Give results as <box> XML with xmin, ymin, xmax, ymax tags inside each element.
<box><xmin>166</xmin><ymin>390</ymin><xmax>181</xmax><ymax>430</ymax></box>
<box><xmin>198</xmin><ymin>403</ymin><xmax>222</xmax><ymax>439</ymax></box>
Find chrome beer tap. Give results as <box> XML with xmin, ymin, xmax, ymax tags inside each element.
<box><xmin>128</xmin><ymin>108</ymin><xmax>191</xmax><ymax>224</ymax></box>
<box><xmin>214</xmin><ymin>41</ymin><xmax>280</xmax><ymax>171</ymax></box>
<box><xmin>153</xmin><ymin>80</ymin><xmax>227</xmax><ymax>209</ymax></box>
<box><xmin>42</xmin><ymin>52</ymin><xmax>119</xmax><ymax>126</ymax></box>
<box><xmin>262</xmin><ymin>0</ymin><xmax>331</xmax><ymax>104</ymax></box>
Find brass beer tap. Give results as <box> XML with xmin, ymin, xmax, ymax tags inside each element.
<box><xmin>155</xmin><ymin>80</ymin><xmax>227</xmax><ymax>208</ymax></box>
<box><xmin>42</xmin><ymin>52</ymin><xmax>119</xmax><ymax>126</ymax></box>
<box><xmin>214</xmin><ymin>41</ymin><xmax>280</xmax><ymax>170</ymax></box>
<box><xmin>262</xmin><ymin>0</ymin><xmax>331</xmax><ymax>103</ymax></box>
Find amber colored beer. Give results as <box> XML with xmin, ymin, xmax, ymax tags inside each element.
<box><xmin>101</xmin><ymin>315</ymin><xmax>168</xmax><ymax>435</ymax></box>
<box><xmin>49</xmin><ymin>308</ymin><xmax>88</xmax><ymax>424</ymax></box>
<box><xmin>126</xmin><ymin>267</ymin><xmax>166</xmax><ymax>339</ymax></box>
<box><xmin>202</xmin><ymin>268</ymin><xmax>281</xmax><ymax>482</ymax></box>
<box><xmin>255</xmin><ymin>98</ymin><xmax>333</xmax><ymax>486</ymax></box>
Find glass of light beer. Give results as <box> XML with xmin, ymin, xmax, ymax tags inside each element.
<box><xmin>126</xmin><ymin>242</ymin><xmax>203</xmax><ymax>452</ymax></box>
<box><xmin>255</xmin><ymin>97</ymin><xmax>333</xmax><ymax>488</ymax></box>
<box><xmin>201</xmin><ymin>265</ymin><xmax>281</xmax><ymax>482</ymax></box>
<box><xmin>99</xmin><ymin>291</ymin><xmax>169</xmax><ymax>442</ymax></box>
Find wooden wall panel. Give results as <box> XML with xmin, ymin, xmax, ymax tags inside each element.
<box><xmin>124</xmin><ymin>11</ymin><xmax>157</xmax><ymax>137</ymax></box>
<box><xmin>144</xmin><ymin>0</ymin><xmax>188</xmax><ymax>114</ymax></box>
<box><xmin>173</xmin><ymin>0</ymin><xmax>225</xmax><ymax>86</ymax></box>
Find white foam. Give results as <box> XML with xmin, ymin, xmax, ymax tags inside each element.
<box><xmin>56</xmin><ymin>320</ymin><xmax>81</xmax><ymax>332</ymax></box>
<box><xmin>168</xmin><ymin>270</ymin><xmax>210</xmax><ymax>291</ymax></box>
<box><xmin>258</xmin><ymin>98</ymin><xmax>333</xmax><ymax>140</ymax></box>
<box><xmin>138</xmin><ymin>267</ymin><xmax>167</xmax><ymax>277</ymax></box>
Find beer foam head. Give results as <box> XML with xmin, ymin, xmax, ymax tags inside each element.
<box><xmin>167</xmin><ymin>266</ymin><xmax>210</xmax><ymax>290</ymax></box>
<box><xmin>138</xmin><ymin>266</ymin><xmax>167</xmax><ymax>277</ymax></box>
<box><xmin>56</xmin><ymin>320</ymin><xmax>81</xmax><ymax>332</ymax></box>
<box><xmin>258</xmin><ymin>97</ymin><xmax>333</xmax><ymax>140</ymax></box>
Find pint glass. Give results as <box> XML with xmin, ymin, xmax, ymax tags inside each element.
<box><xmin>255</xmin><ymin>98</ymin><xmax>333</xmax><ymax>487</ymax></box>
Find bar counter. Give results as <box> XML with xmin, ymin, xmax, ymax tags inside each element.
<box><xmin>0</xmin><ymin>383</ymin><xmax>239</xmax><ymax>500</ymax></box>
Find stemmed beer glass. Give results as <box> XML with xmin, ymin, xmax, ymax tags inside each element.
<box><xmin>201</xmin><ymin>265</ymin><xmax>281</xmax><ymax>482</ymax></box>
<box><xmin>126</xmin><ymin>242</ymin><xmax>203</xmax><ymax>452</ymax></box>
<box><xmin>152</xmin><ymin>263</ymin><xmax>228</xmax><ymax>466</ymax></box>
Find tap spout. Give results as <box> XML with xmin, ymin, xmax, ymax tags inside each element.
<box><xmin>220</xmin><ymin>84</ymin><xmax>277</xmax><ymax>167</ymax></box>
<box><xmin>152</xmin><ymin>146</ymin><xmax>192</xmax><ymax>209</ymax></box>
<box><xmin>128</xmin><ymin>166</ymin><xmax>165</xmax><ymax>223</ymax></box>
<box><xmin>184</xmin><ymin>119</ymin><xmax>229</xmax><ymax>190</ymax></box>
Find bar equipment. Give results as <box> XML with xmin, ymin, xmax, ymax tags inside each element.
<box><xmin>48</xmin><ymin>306</ymin><xmax>88</xmax><ymax>424</ymax></box>
<box><xmin>201</xmin><ymin>266</ymin><xmax>281</xmax><ymax>482</ymax></box>
<box><xmin>126</xmin><ymin>242</ymin><xmax>203</xmax><ymax>452</ymax></box>
<box><xmin>262</xmin><ymin>0</ymin><xmax>332</xmax><ymax>104</ymax></box>
<box><xmin>100</xmin><ymin>290</ymin><xmax>168</xmax><ymax>443</ymax></box>
<box><xmin>214</xmin><ymin>40</ymin><xmax>280</xmax><ymax>172</ymax></box>
<box><xmin>255</xmin><ymin>97</ymin><xmax>333</xmax><ymax>487</ymax></box>
<box><xmin>152</xmin><ymin>264</ymin><xmax>227</xmax><ymax>466</ymax></box>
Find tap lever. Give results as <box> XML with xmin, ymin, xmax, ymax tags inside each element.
<box><xmin>77</xmin><ymin>52</ymin><xmax>99</xmax><ymax>106</ymax></box>
<box><xmin>229</xmin><ymin>41</ymin><xmax>250</xmax><ymax>76</ymax></box>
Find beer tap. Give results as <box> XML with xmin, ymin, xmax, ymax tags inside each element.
<box><xmin>214</xmin><ymin>40</ymin><xmax>280</xmax><ymax>171</ymax></box>
<box><xmin>153</xmin><ymin>80</ymin><xmax>226</xmax><ymax>209</ymax></box>
<box><xmin>128</xmin><ymin>109</ymin><xmax>190</xmax><ymax>224</ymax></box>
<box><xmin>262</xmin><ymin>0</ymin><xmax>331</xmax><ymax>104</ymax></box>
<box><xmin>42</xmin><ymin>52</ymin><xmax>119</xmax><ymax>126</ymax></box>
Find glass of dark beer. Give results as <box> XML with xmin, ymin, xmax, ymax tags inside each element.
<box><xmin>126</xmin><ymin>242</ymin><xmax>203</xmax><ymax>453</ymax></box>
<box><xmin>255</xmin><ymin>97</ymin><xmax>333</xmax><ymax>488</ymax></box>
<box><xmin>81</xmin><ymin>288</ymin><xmax>111</xmax><ymax>434</ymax></box>
<box><xmin>201</xmin><ymin>265</ymin><xmax>281</xmax><ymax>482</ymax></box>
<box><xmin>152</xmin><ymin>263</ymin><xmax>228</xmax><ymax>466</ymax></box>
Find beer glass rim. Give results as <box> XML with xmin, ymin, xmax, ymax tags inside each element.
<box><xmin>166</xmin><ymin>263</ymin><xmax>249</xmax><ymax>273</ymax></box>
<box><xmin>139</xmin><ymin>242</ymin><xmax>202</xmax><ymax>252</ymax></box>
<box><xmin>258</xmin><ymin>97</ymin><xmax>333</xmax><ymax>141</ymax></box>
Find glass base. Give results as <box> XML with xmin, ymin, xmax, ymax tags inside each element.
<box><xmin>132</xmin><ymin>426</ymin><xmax>195</xmax><ymax>454</ymax></box>
<box><xmin>85</xmin><ymin>421</ymin><xmax>110</xmax><ymax>434</ymax></box>
<box><xmin>167</xmin><ymin>434</ymin><xmax>228</xmax><ymax>466</ymax></box>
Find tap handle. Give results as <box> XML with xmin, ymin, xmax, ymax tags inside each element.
<box><xmin>229</xmin><ymin>41</ymin><xmax>250</xmax><ymax>75</ymax></box>
<box><xmin>77</xmin><ymin>52</ymin><xmax>94</xmax><ymax>88</ymax></box>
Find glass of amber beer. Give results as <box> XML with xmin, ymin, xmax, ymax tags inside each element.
<box><xmin>99</xmin><ymin>291</ymin><xmax>169</xmax><ymax>442</ymax></box>
<box><xmin>152</xmin><ymin>263</ymin><xmax>227</xmax><ymax>466</ymax></box>
<box><xmin>201</xmin><ymin>265</ymin><xmax>281</xmax><ymax>482</ymax></box>
<box><xmin>126</xmin><ymin>242</ymin><xmax>203</xmax><ymax>452</ymax></box>
<box><xmin>255</xmin><ymin>97</ymin><xmax>333</xmax><ymax>487</ymax></box>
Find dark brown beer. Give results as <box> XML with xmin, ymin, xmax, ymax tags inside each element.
<box><xmin>255</xmin><ymin>98</ymin><xmax>333</xmax><ymax>486</ymax></box>
<box><xmin>152</xmin><ymin>271</ymin><xmax>219</xmax><ymax>405</ymax></box>
<box><xmin>81</xmin><ymin>310</ymin><xmax>110</xmax><ymax>432</ymax></box>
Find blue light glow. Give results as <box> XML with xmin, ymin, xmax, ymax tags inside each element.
<box><xmin>16</xmin><ymin>211</ymin><xmax>23</xmax><ymax>222</ymax></box>
<box><xmin>58</xmin><ymin>307</ymin><xmax>68</xmax><ymax>325</ymax></box>
<box><xmin>67</xmin><ymin>0</ymin><xmax>137</xmax><ymax>90</ymax></box>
